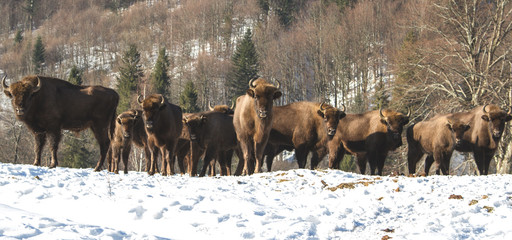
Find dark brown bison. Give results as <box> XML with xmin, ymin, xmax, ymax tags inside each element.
<box><xmin>328</xmin><ymin>108</ymin><xmax>410</xmax><ymax>175</ymax></box>
<box><xmin>208</xmin><ymin>101</ymin><xmax>235</xmax><ymax>115</ymax></box>
<box><xmin>266</xmin><ymin>101</ymin><xmax>346</xmax><ymax>169</ymax></box>
<box><xmin>446</xmin><ymin>104</ymin><xmax>512</xmax><ymax>175</ymax></box>
<box><xmin>407</xmin><ymin>115</ymin><xmax>471</xmax><ymax>175</ymax></box>
<box><xmin>2</xmin><ymin>75</ymin><xmax>118</xmax><ymax>170</ymax></box>
<box><xmin>138</xmin><ymin>94</ymin><xmax>183</xmax><ymax>176</ymax></box>
<box><xmin>182</xmin><ymin>111</ymin><xmax>238</xmax><ymax>176</ymax></box>
<box><xmin>233</xmin><ymin>77</ymin><xmax>282</xmax><ymax>175</ymax></box>
<box><xmin>110</xmin><ymin>109</ymin><xmax>152</xmax><ymax>174</ymax></box>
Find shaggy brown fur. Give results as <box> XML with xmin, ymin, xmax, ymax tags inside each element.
<box><xmin>445</xmin><ymin>105</ymin><xmax>512</xmax><ymax>175</ymax></box>
<box><xmin>2</xmin><ymin>75</ymin><xmax>118</xmax><ymax>170</ymax></box>
<box><xmin>110</xmin><ymin>110</ymin><xmax>151</xmax><ymax>174</ymax></box>
<box><xmin>328</xmin><ymin>108</ymin><xmax>410</xmax><ymax>175</ymax></box>
<box><xmin>138</xmin><ymin>94</ymin><xmax>183</xmax><ymax>176</ymax></box>
<box><xmin>407</xmin><ymin>115</ymin><xmax>471</xmax><ymax>175</ymax></box>
<box><xmin>233</xmin><ymin>77</ymin><xmax>282</xmax><ymax>175</ymax></box>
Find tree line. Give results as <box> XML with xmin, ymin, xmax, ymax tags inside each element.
<box><xmin>1</xmin><ymin>0</ymin><xmax>512</xmax><ymax>175</ymax></box>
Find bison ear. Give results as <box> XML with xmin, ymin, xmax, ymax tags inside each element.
<box><xmin>446</xmin><ymin>123</ymin><xmax>453</xmax><ymax>131</ymax></box>
<box><xmin>116</xmin><ymin>117</ymin><xmax>122</xmax><ymax>125</ymax></box>
<box><xmin>380</xmin><ymin>119</ymin><xmax>388</xmax><ymax>126</ymax></box>
<box><xmin>246</xmin><ymin>89</ymin><xmax>255</xmax><ymax>97</ymax></box>
<box><xmin>481</xmin><ymin>115</ymin><xmax>490</xmax><ymax>122</ymax></box>
<box><xmin>316</xmin><ymin>110</ymin><xmax>325</xmax><ymax>118</ymax></box>
<box><xmin>273</xmin><ymin>90</ymin><xmax>282</xmax><ymax>100</ymax></box>
<box><xmin>339</xmin><ymin>112</ymin><xmax>346</xmax><ymax>119</ymax></box>
<box><xmin>465</xmin><ymin>125</ymin><xmax>471</xmax><ymax>131</ymax></box>
<box><xmin>505</xmin><ymin>115</ymin><xmax>512</xmax><ymax>122</ymax></box>
<box><xmin>403</xmin><ymin>117</ymin><xmax>410</xmax><ymax>125</ymax></box>
<box><xmin>3</xmin><ymin>90</ymin><xmax>12</xmax><ymax>98</ymax></box>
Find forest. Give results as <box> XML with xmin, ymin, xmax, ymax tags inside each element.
<box><xmin>1</xmin><ymin>0</ymin><xmax>512</xmax><ymax>175</ymax></box>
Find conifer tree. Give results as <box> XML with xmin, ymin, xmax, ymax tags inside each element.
<box><xmin>32</xmin><ymin>35</ymin><xmax>45</xmax><ymax>74</ymax></box>
<box><xmin>60</xmin><ymin>133</ymin><xmax>96</xmax><ymax>169</ymax></box>
<box><xmin>227</xmin><ymin>28</ymin><xmax>259</xmax><ymax>100</ymax></box>
<box><xmin>179</xmin><ymin>80</ymin><xmax>200</xmax><ymax>113</ymax></box>
<box><xmin>14</xmin><ymin>30</ymin><xmax>23</xmax><ymax>45</ymax></box>
<box><xmin>117</xmin><ymin>44</ymin><xmax>143</xmax><ymax>113</ymax></box>
<box><xmin>68</xmin><ymin>65</ymin><xmax>83</xmax><ymax>85</ymax></box>
<box><xmin>150</xmin><ymin>47</ymin><xmax>170</xmax><ymax>97</ymax></box>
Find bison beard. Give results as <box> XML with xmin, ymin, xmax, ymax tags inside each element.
<box><xmin>2</xmin><ymin>75</ymin><xmax>118</xmax><ymax>170</ymax></box>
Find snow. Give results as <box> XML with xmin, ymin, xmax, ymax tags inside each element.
<box><xmin>1</xmin><ymin>163</ymin><xmax>511</xmax><ymax>239</ymax></box>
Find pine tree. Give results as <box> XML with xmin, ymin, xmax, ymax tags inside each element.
<box><xmin>117</xmin><ymin>44</ymin><xmax>143</xmax><ymax>113</ymax></box>
<box><xmin>339</xmin><ymin>155</ymin><xmax>357</xmax><ymax>173</ymax></box>
<box><xmin>60</xmin><ymin>133</ymin><xmax>96</xmax><ymax>169</ymax></box>
<box><xmin>150</xmin><ymin>47</ymin><xmax>170</xmax><ymax>97</ymax></box>
<box><xmin>179</xmin><ymin>80</ymin><xmax>200</xmax><ymax>113</ymax></box>
<box><xmin>227</xmin><ymin>28</ymin><xmax>259</xmax><ymax>100</ymax></box>
<box><xmin>14</xmin><ymin>30</ymin><xmax>23</xmax><ymax>45</ymax></box>
<box><xmin>68</xmin><ymin>65</ymin><xmax>83</xmax><ymax>85</ymax></box>
<box><xmin>32</xmin><ymin>35</ymin><xmax>45</xmax><ymax>74</ymax></box>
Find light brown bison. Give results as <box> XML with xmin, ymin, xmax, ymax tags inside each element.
<box><xmin>447</xmin><ymin>104</ymin><xmax>512</xmax><ymax>175</ymax></box>
<box><xmin>266</xmin><ymin>101</ymin><xmax>346</xmax><ymax>169</ymax></box>
<box><xmin>110</xmin><ymin>109</ymin><xmax>152</xmax><ymax>174</ymax></box>
<box><xmin>138</xmin><ymin>94</ymin><xmax>183</xmax><ymax>176</ymax></box>
<box><xmin>183</xmin><ymin>111</ymin><xmax>237</xmax><ymax>176</ymax></box>
<box><xmin>407</xmin><ymin>115</ymin><xmax>471</xmax><ymax>175</ymax></box>
<box><xmin>2</xmin><ymin>75</ymin><xmax>118</xmax><ymax>170</ymax></box>
<box><xmin>233</xmin><ymin>77</ymin><xmax>282</xmax><ymax>175</ymax></box>
<box><xmin>328</xmin><ymin>108</ymin><xmax>410</xmax><ymax>175</ymax></box>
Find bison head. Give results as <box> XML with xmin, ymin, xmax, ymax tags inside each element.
<box><xmin>481</xmin><ymin>104</ymin><xmax>512</xmax><ymax>140</ymax></box>
<box><xmin>446</xmin><ymin>119</ymin><xmax>471</xmax><ymax>148</ymax></box>
<box><xmin>3</xmin><ymin>75</ymin><xmax>42</xmax><ymax>119</ymax></box>
<box><xmin>209</xmin><ymin>100</ymin><xmax>235</xmax><ymax>115</ymax></box>
<box><xmin>138</xmin><ymin>94</ymin><xmax>166</xmax><ymax>132</ymax></box>
<box><xmin>380</xmin><ymin>107</ymin><xmax>410</xmax><ymax>147</ymax></box>
<box><xmin>317</xmin><ymin>102</ymin><xmax>346</xmax><ymax>137</ymax></box>
<box><xmin>182</xmin><ymin>114</ymin><xmax>206</xmax><ymax>142</ymax></box>
<box><xmin>246</xmin><ymin>78</ymin><xmax>282</xmax><ymax>119</ymax></box>
<box><xmin>117</xmin><ymin>110</ymin><xmax>142</xmax><ymax>139</ymax></box>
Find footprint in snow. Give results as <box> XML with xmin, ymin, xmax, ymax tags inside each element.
<box><xmin>153</xmin><ymin>208</ymin><xmax>168</xmax><ymax>219</ymax></box>
<box><xmin>128</xmin><ymin>206</ymin><xmax>146</xmax><ymax>219</ymax></box>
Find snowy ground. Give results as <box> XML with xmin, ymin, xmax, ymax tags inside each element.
<box><xmin>0</xmin><ymin>162</ymin><xmax>511</xmax><ymax>240</ymax></box>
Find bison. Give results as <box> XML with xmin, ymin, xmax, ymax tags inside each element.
<box><xmin>233</xmin><ymin>77</ymin><xmax>282</xmax><ymax>175</ymax></box>
<box><xmin>110</xmin><ymin>109</ymin><xmax>152</xmax><ymax>174</ymax></box>
<box><xmin>265</xmin><ymin>101</ymin><xmax>346</xmax><ymax>170</ymax></box>
<box><xmin>208</xmin><ymin>101</ymin><xmax>235</xmax><ymax>115</ymax></box>
<box><xmin>182</xmin><ymin>111</ymin><xmax>238</xmax><ymax>176</ymax></box>
<box><xmin>446</xmin><ymin>104</ymin><xmax>512</xmax><ymax>175</ymax></box>
<box><xmin>2</xmin><ymin>75</ymin><xmax>118</xmax><ymax>170</ymax></box>
<box><xmin>406</xmin><ymin>115</ymin><xmax>471</xmax><ymax>175</ymax></box>
<box><xmin>328</xmin><ymin>107</ymin><xmax>410</xmax><ymax>175</ymax></box>
<box><xmin>138</xmin><ymin>94</ymin><xmax>183</xmax><ymax>176</ymax></box>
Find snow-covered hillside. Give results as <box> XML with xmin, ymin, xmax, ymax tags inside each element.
<box><xmin>1</xmin><ymin>163</ymin><xmax>511</xmax><ymax>239</ymax></box>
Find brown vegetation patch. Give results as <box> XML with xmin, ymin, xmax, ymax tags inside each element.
<box><xmin>449</xmin><ymin>194</ymin><xmax>463</xmax><ymax>200</ymax></box>
<box><xmin>483</xmin><ymin>206</ymin><xmax>494</xmax><ymax>213</ymax></box>
<box><xmin>469</xmin><ymin>200</ymin><xmax>478</xmax><ymax>206</ymax></box>
<box><xmin>323</xmin><ymin>179</ymin><xmax>376</xmax><ymax>191</ymax></box>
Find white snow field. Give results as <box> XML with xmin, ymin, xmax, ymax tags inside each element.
<box><xmin>0</xmin><ymin>162</ymin><xmax>511</xmax><ymax>240</ymax></box>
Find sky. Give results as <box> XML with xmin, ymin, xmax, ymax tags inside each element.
<box><xmin>0</xmin><ymin>162</ymin><xmax>511</xmax><ymax>240</ymax></box>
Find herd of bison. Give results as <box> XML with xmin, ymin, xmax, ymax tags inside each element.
<box><xmin>3</xmin><ymin>75</ymin><xmax>512</xmax><ymax>177</ymax></box>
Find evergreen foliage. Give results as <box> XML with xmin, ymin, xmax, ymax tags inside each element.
<box><xmin>339</xmin><ymin>155</ymin><xmax>357</xmax><ymax>172</ymax></box>
<box><xmin>117</xmin><ymin>44</ymin><xmax>143</xmax><ymax>113</ymax></box>
<box><xmin>150</xmin><ymin>47</ymin><xmax>170</xmax><ymax>97</ymax></box>
<box><xmin>372</xmin><ymin>80</ymin><xmax>390</xmax><ymax>110</ymax></box>
<box><xmin>32</xmin><ymin>35</ymin><xmax>45</xmax><ymax>74</ymax></box>
<box><xmin>14</xmin><ymin>30</ymin><xmax>23</xmax><ymax>45</ymax></box>
<box><xmin>179</xmin><ymin>80</ymin><xmax>200</xmax><ymax>113</ymax></box>
<box><xmin>227</xmin><ymin>28</ymin><xmax>259</xmax><ymax>100</ymax></box>
<box><xmin>68</xmin><ymin>65</ymin><xmax>83</xmax><ymax>85</ymax></box>
<box><xmin>60</xmin><ymin>132</ymin><xmax>96</xmax><ymax>169</ymax></box>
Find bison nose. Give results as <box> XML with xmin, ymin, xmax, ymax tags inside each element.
<box><xmin>258</xmin><ymin>110</ymin><xmax>267</xmax><ymax>118</ymax></box>
<box><xmin>145</xmin><ymin>121</ymin><xmax>153</xmax><ymax>129</ymax></box>
<box><xmin>492</xmin><ymin>131</ymin><xmax>502</xmax><ymax>139</ymax></box>
<box><xmin>123</xmin><ymin>133</ymin><xmax>130</xmax><ymax>138</ymax></box>
<box><xmin>15</xmin><ymin>107</ymin><xmax>24</xmax><ymax>115</ymax></box>
<box><xmin>190</xmin><ymin>134</ymin><xmax>197</xmax><ymax>141</ymax></box>
<box><xmin>327</xmin><ymin>128</ymin><xmax>336</xmax><ymax>136</ymax></box>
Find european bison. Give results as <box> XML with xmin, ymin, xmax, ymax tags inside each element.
<box><xmin>2</xmin><ymin>75</ymin><xmax>118</xmax><ymax>170</ymax></box>
<box><xmin>447</xmin><ymin>104</ymin><xmax>512</xmax><ymax>175</ymax></box>
<box><xmin>233</xmin><ymin>77</ymin><xmax>282</xmax><ymax>175</ymax></box>
<box><xmin>406</xmin><ymin>115</ymin><xmax>471</xmax><ymax>175</ymax></box>
<box><xmin>266</xmin><ymin>101</ymin><xmax>346</xmax><ymax>169</ymax></box>
<box><xmin>183</xmin><ymin>111</ymin><xmax>238</xmax><ymax>176</ymax></box>
<box><xmin>110</xmin><ymin>109</ymin><xmax>151</xmax><ymax>174</ymax></box>
<box><xmin>328</xmin><ymin>108</ymin><xmax>410</xmax><ymax>175</ymax></box>
<box><xmin>208</xmin><ymin>101</ymin><xmax>235</xmax><ymax>115</ymax></box>
<box><xmin>138</xmin><ymin>94</ymin><xmax>183</xmax><ymax>176</ymax></box>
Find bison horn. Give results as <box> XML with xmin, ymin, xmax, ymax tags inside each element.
<box><xmin>159</xmin><ymin>95</ymin><xmax>165</xmax><ymax>106</ymax></box>
<box><xmin>320</xmin><ymin>102</ymin><xmax>327</xmax><ymax>111</ymax></box>
<box><xmin>508</xmin><ymin>106</ymin><xmax>512</xmax><ymax>115</ymax></box>
<box><xmin>209</xmin><ymin>101</ymin><xmax>214</xmax><ymax>111</ymax></box>
<box><xmin>340</xmin><ymin>104</ymin><xmax>346</xmax><ymax>112</ymax></box>
<box><xmin>275</xmin><ymin>79</ymin><xmax>281</xmax><ymax>89</ymax></box>
<box><xmin>230</xmin><ymin>99</ymin><xmax>235</xmax><ymax>110</ymax></box>
<box><xmin>379</xmin><ymin>107</ymin><xmax>386</xmax><ymax>120</ymax></box>
<box><xmin>33</xmin><ymin>76</ymin><xmax>42</xmax><ymax>93</ymax></box>
<box><xmin>406</xmin><ymin>107</ymin><xmax>411</xmax><ymax>117</ymax></box>
<box><xmin>2</xmin><ymin>75</ymin><xmax>8</xmax><ymax>90</ymax></box>
<box><xmin>249</xmin><ymin>78</ymin><xmax>257</xmax><ymax>88</ymax></box>
<box><xmin>137</xmin><ymin>95</ymin><xmax>144</xmax><ymax>105</ymax></box>
<box><xmin>482</xmin><ymin>104</ymin><xmax>489</xmax><ymax>113</ymax></box>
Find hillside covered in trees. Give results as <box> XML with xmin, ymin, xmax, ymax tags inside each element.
<box><xmin>1</xmin><ymin>0</ymin><xmax>512</xmax><ymax>175</ymax></box>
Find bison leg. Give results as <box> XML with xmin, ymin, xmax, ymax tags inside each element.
<box><xmin>295</xmin><ymin>147</ymin><xmax>308</xmax><ymax>169</ymax></box>
<box><xmin>48</xmin><ymin>132</ymin><xmax>61</xmax><ymax>168</ymax></box>
<box><xmin>189</xmin><ymin>141</ymin><xmax>203</xmax><ymax>176</ymax></box>
<box><xmin>148</xmin><ymin>145</ymin><xmax>160</xmax><ymax>175</ymax></box>
<box><xmin>199</xmin><ymin>149</ymin><xmax>215</xmax><ymax>177</ymax></box>
<box><xmin>356</xmin><ymin>153</ymin><xmax>367</xmax><ymax>174</ymax></box>
<box><xmin>254</xmin><ymin>141</ymin><xmax>267</xmax><ymax>174</ymax></box>
<box><xmin>265</xmin><ymin>149</ymin><xmax>276</xmax><ymax>172</ymax></box>
<box><xmin>328</xmin><ymin>141</ymin><xmax>345</xmax><ymax>169</ymax></box>
<box><xmin>407</xmin><ymin>145</ymin><xmax>423</xmax><ymax>175</ymax></box>
<box><xmin>92</xmin><ymin>126</ymin><xmax>111</xmax><ymax>172</ymax></box>
<box><xmin>112</xmin><ymin>146</ymin><xmax>121</xmax><ymax>174</ymax></box>
<box><xmin>122</xmin><ymin>145</ymin><xmax>131</xmax><ymax>174</ymax></box>
<box><xmin>33</xmin><ymin>132</ymin><xmax>47</xmax><ymax>166</ymax></box>
<box><xmin>223</xmin><ymin>149</ymin><xmax>234</xmax><ymax>176</ymax></box>
<box><xmin>239</xmin><ymin>140</ymin><xmax>254</xmax><ymax>175</ymax></box>
<box><xmin>233</xmin><ymin>147</ymin><xmax>244</xmax><ymax>176</ymax></box>
<box><xmin>144</xmin><ymin>145</ymin><xmax>151</xmax><ymax>172</ymax></box>
<box><xmin>424</xmin><ymin>155</ymin><xmax>434</xmax><ymax>176</ymax></box>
